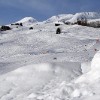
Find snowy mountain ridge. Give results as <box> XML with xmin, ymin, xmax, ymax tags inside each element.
<box><xmin>44</xmin><ymin>14</ymin><xmax>73</xmax><ymax>23</ymax></box>
<box><xmin>9</xmin><ymin>12</ymin><xmax>100</xmax><ymax>25</ymax></box>
<box><xmin>16</xmin><ymin>17</ymin><xmax>38</xmax><ymax>26</ymax></box>
<box><xmin>44</xmin><ymin>12</ymin><xmax>100</xmax><ymax>23</ymax></box>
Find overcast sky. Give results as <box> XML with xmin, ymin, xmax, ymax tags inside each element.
<box><xmin>0</xmin><ymin>0</ymin><xmax>100</xmax><ymax>25</ymax></box>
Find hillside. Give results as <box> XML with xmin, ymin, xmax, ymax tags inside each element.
<box><xmin>0</xmin><ymin>12</ymin><xmax>100</xmax><ymax>100</ymax></box>
<box><xmin>44</xmin><ymin>12</ymin><xmax>100</xmax><ymax>23</ymax></box>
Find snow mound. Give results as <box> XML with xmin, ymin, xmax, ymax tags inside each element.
<box><xmin>75</xmin><ymin>50</ymin><xmax>100</xmax><ymax>83</ymax></box>
<box><xmin>63</xmin><ymin>51</ymin><xmax>100</xmax><ymax>100</ymax></box>
<box><xmin>41</xmin><ymin>51</ymin><xmax>100</xmax><ymax>100</ymax></box>
<box><xmin>82</xmin><ymin>50</ymin><xmax>100</xmax><ymax>82</ymax></box>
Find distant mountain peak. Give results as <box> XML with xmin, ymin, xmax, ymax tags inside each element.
<box><xmin>44</xmin><ymin>12</ymin><xmax>100</xmax><ymax>24</ymax></box>
<box><xmin>17</xmin><ymin>17</ymin><xmax>38</xmax><ymax>25</ymax></box>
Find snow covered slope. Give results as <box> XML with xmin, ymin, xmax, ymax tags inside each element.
<box><xmin>45</xmin><ymin>12</ymin><xmax>100</xmax><ymax>24</ymax></box>
<box><xmin>44</xmin><ymin>14</ymin><xmax>73</xmax><ymax>23</ymax></box>
<box><xmin>17</xmin><ymin>17</ymin><xmax>38</xmax><ymax>26</ymax></box>
<box><xmin>69</xmin><ymin>12</ymin><xmax>100</xmax><ymax>23</ymax></box>
<box><xmin>0</xmin><ymin>12</ymin><xmax>100</xmax><ymax>100</ymax></box>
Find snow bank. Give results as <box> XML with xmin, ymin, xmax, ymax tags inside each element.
<box><xmin>67</xmin><ymin>51</ymin><xmax>100</xmax><ymax>100</ymax></box>
<box><xmin>77</xmin><ymin>50</ymin><xmax>100</xmax><ymax>83</ymax></box>
<box><xmin>39</xmin><ymin>51</ymin><xmax>100</xmax><ymax>100</ymax></box>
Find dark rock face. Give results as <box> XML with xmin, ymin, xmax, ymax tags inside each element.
<box><xmin>65</xmin><ymin>22</ymin><xmax>71</xmax><ymax>25</ymax></box>
<box><xmin>11</xmin><ymin>23</ymin><xmax>23</xmax><ymax>26</ymax></box>
<box><xmin>20</xmin><ymin>23</ymin><xmax>23</xmax><ymax>26</ymax></box>
<box><xmin>77</xmin><ymin>16</ymin><xmax>87</xmax><ymax>26</ymax></box>
<box><xmin>29</xmin><ymin>27</ymin><xmax>33</xmax><ymax>30</ymax></box>
<box><xmin>56</xmin><ymin>28</ymin><xmax>61</xmax><ymax>34</ymax></box>
<box><xmin>0</xmin><ymin>26</ymin><xmax>11</xmax><ymax>31</ymax></box>
<box><xmin>55</xmin><ymin>23</ymin><xmax>61</xmax><ymax>26</ymax></box>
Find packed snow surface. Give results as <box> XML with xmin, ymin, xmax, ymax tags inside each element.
<box><xmin>0</xmin><ymin>12</ymin><xmax>100</xmax><ymax>100</ymax></box>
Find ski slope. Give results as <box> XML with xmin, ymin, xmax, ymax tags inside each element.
<box><xmin>0</xmin><ymin>12</ymin><xmax>100</xmax><ymax>100</ymax></box>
